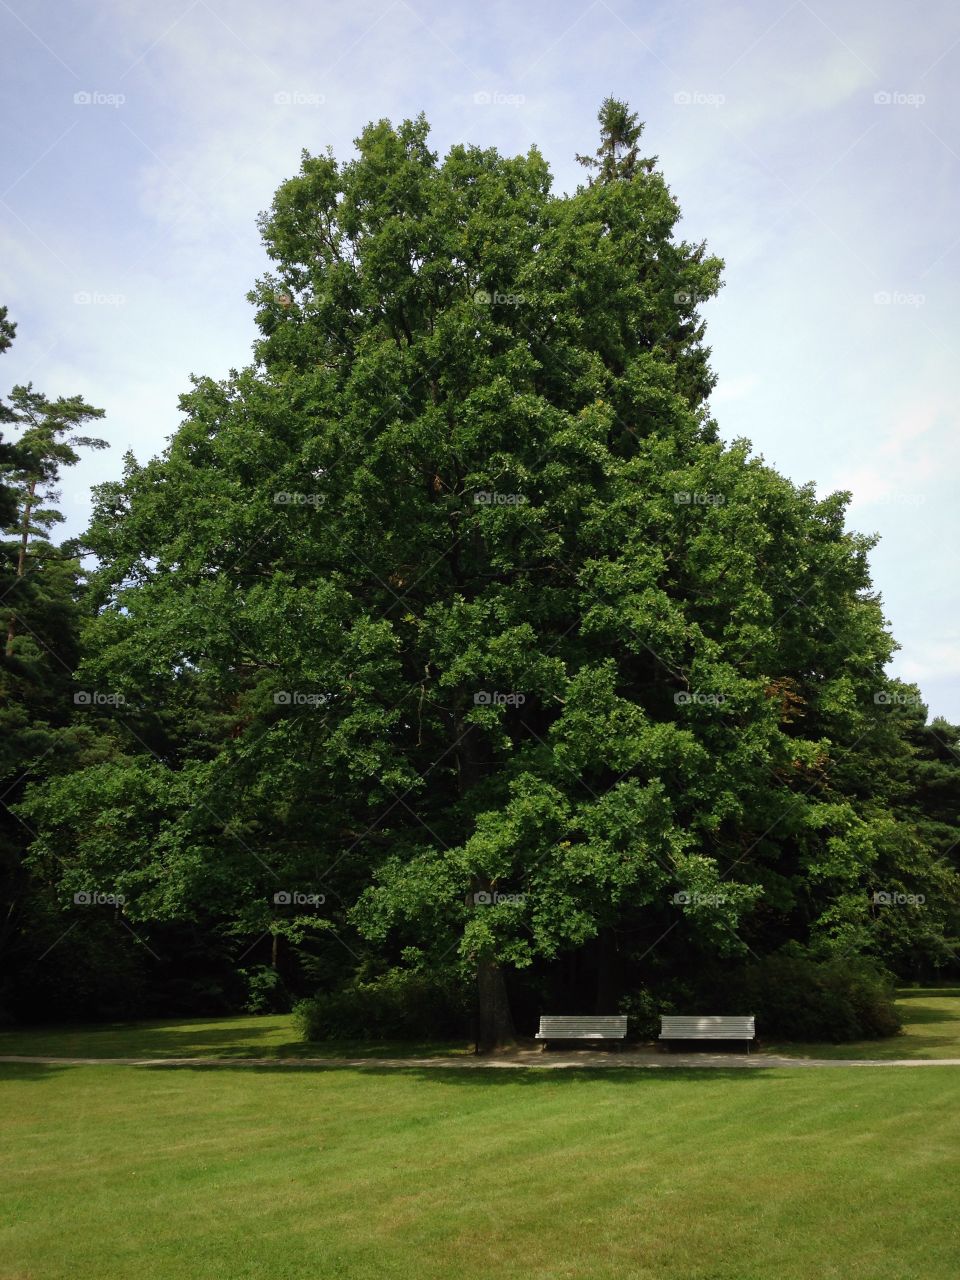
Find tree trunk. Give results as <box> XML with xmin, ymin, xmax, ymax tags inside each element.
<box><xmin>476</xmin><ymin>952</ymin><xmax>516</xmax><ymax>1053</ymax></box>
<box><xmin>456</xmin><ymin>708</ymin><xmax>518</xmax><ymax>1053</ymax></box>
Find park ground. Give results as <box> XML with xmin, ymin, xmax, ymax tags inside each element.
<box><xmin>1</xmin><ymin>988</ymin><xmax>959</xmax><ymax>1279</ymax></box>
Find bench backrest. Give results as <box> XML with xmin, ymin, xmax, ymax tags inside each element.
<box><xmin>660</xmin><ymin>1015</ymin><xmax>755</xmax><ymax>1038</ymax></box>
<box><xmin>537</xmin><ymin>1015</ymin><xmax>628</xmax><ymax>1037</ymax></box>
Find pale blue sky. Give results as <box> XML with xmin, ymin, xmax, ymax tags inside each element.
<box><xmin>2</xmin><ymin>0</ymin><xmax>957</xmax><ymax>717</ymax></box>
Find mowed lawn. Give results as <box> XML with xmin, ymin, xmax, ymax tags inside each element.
<box><xmin>2</xmin><ymin>990</ymin><xmax>960</xmax><ymax>1279</ymax></box>
<box><xmin>1</xmin><ymin>1059</ymin><xmax>959</xmax><ymax>1280</ymax></box>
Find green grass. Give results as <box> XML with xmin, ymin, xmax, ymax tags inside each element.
<box><xmin>2</xmin><ymin>994</ymin><xmax>959</xmax><ymax>1278</ymax></box>
<box><xmin>760</xmin><ymin>987</ymin><xmax>960</xmax><ymax>1059</ymax></box>
<box><xmin>1</xmin><ymin>1059</ymin><xmax>958</xmax><ymax>1279</ymax></box>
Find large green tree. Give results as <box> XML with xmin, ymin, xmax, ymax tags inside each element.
<box><xmin>19</xmin><ymin>107</ymin><xmax>959</xmax><ymax>1045</ymax></box>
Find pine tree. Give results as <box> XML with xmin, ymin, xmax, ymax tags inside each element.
<box><xmin>0</xmin><ymin>312</ymin><xmax>108</xmax><ymax>1017</ymax></box>
<box><xmin>575</xmin><ymin>96</ymin><xmax>655</xmax><ymax>183</ymax></box>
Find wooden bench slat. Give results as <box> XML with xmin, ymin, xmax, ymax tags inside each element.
<box><xmin>538</xmin><ymin>1020</ymin><xmax>626</xmax><ymax>1026</ymax></box>
<box><xmin>536</xmin><ymin>1015</ymin><xmax>627</xmax><ymax>1040</ymax></box>
<box><xmin>659</xmin><ymin>1015</ymin><xmax>755</xmax><ymax>1040</ymax></box>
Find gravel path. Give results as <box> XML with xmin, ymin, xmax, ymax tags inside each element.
<box><xmin>2</xmin><ymin>1051</ymin><xmax>959</xmax><ymax>1069</ymax></box>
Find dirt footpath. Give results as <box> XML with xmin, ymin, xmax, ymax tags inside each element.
<box><xmin>2</xmin><ymin>1050</ymin><xmax>958</xmax><ymax>1069</ymax></box>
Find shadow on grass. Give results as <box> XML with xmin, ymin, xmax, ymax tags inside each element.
<box><xmin>0</xmin><ymin>1061</ymin><xmax>80</xmax><ymax>1082</ymax></box>
<box><xmin>899</xmin><ymin>1006</ymin><xmax>960</xmax><ymax>1026</ymax></box>
<box><xmin>0</xmin><ymin>1014</ymin><xmax>472</xmax><ymax>1061</ymax></box>
<box><xmin>129</xmin><ymin>1063</ymin><xmax>785</xmax><ymax>1087</ymax></box>
<box><xmin>0</xmin><ymin>1015</ymin><xmax>285</xmax><ymax>1052</ymax></box>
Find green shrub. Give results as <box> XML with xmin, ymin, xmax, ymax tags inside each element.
<box><xmin>294</xmin><ymin>968</ymin><xmax>470</xmax><ymax>1042</ymax></box>
<box><xmin>722</xmin><ymin>949</ymin><xmax>902</xmax><ymax>1042</ymax></box>
<box><xmin>240</xmin><ymin>965</ymin><xmax>291</xmax><ymax>1015</ymax></box>
<box><xmin>619</xmin><ymin>988</ymin><xmax>674</xmax><ymax>1041</ymax></box>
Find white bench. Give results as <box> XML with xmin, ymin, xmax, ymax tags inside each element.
<box><xmin>659</xmin><ymin>1015</ymin><xmax>756</xmax><ymax>1050</ymax></box>
<box><xmin>536</xmin><ymin>1015</ymin><xmax>628</xmax><ymax>1045</ymax></box>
